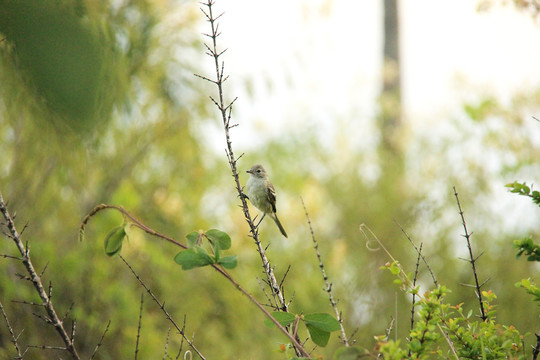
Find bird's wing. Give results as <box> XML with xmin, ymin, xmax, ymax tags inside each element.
<box><xmin>267</xmin><ymin>182</ymin><xmax>277</xmax><ymax>213</ymax></box>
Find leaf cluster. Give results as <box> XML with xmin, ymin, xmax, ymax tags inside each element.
<box><xmin>378</xmin><ymin>263</ymin><xmax>528</xmax><ymax>359</ymax></box>
<box><xmin>506</xmin><ymin>181</ymin><xmax>540</xmax><ymax>206</ymax></box>
<box><xmin>174</xmin><ymin>229</ymin><xmax>237</xmax><ymax>270</ymax></box>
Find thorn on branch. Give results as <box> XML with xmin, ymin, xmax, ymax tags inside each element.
<box><xmin>193</xmin><ymin>73</ymin><xmax>217</xmax><ymax>84</ymax></box>
<box><xmin>39</xmin><ymin>262</ymin><xmax>49</xmax><ymax>278</ymax></box>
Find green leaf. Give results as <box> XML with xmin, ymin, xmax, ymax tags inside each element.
<box><xmin>306</xmin><ymin>323</ymin><xmax>331</xmax><ymax>347</ymax></box>
<box><xmin>104</xmin><ymin>226</ymin><xmax>126</xmax><ymax>257</ymax></box>
<box><xmin>389</xmin><ymin>262</ymin><xmax>400</xmax><ymax>275</ymax></box>
<box><xmin>186</xmin><ymin>231</ymin><xmax>200</xmax><ymax>248</ymax></box>
<box><xmin>304</xmin><ymin>313</ymin><xmax>341</xmax><ymax>332</ymax></box>
<box><xmin>332</xmin><ymin>346</ymin><xmax>365</xmax><ymax>360</ymax></box>
<box><xmin>174</xmin><ymin>246</ymin><xmax>214</xmax><ymax>270</ymax></box>
<box><xmin>205</xmin><ymin>229</ymin><xmax>231</xmax><ymax>250</ymax></box>
<box><xmin>264</xmin><ymin>312</ymin><xmax>296</xmax><ymax>328</ymax></box>
<box><xmin>218</xmin><ymin>255</ymin><xmax>237</xmax><ymax>269</ymax></box>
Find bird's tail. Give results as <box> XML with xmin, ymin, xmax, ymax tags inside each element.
<box><xmin>271</xmin><ymin>213</ymin><xmax>288</xmax><ymax>238</ymax></box>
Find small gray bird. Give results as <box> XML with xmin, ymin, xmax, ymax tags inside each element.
<box><xmin>246</xmin><ymin>164</ymin><xmax>288</xmax><ymax>238</ymax></box>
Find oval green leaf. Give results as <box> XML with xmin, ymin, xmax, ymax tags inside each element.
<box><xmin>104</xmin><ymin>226</ymin><xmax>126</xmax><ymax>257</ymax></box>
<box><xmin>218</xmin><ymin>255</ymin><xmax>237</xmax><ymax>269</ymax></box>
<box><xmin>205</xmin><ymin>229</ymin><xmax>231</xmax><ymax>250</ymax></box>
<box><xmin>174</xmin><ymin>247</ymin><xmax>214</xmax><ymax>270</ymax></box>
<box><xmin>264</xmin><ymin>311</ymin><xmax>296</xmax><ymax>328</ymax></box>
<box><xmin>304</xmin><ymin>313</ymin><xmax>341</xmax><ymax>332</ymax></box>
<box><xmin>306</xmin><ymin>323</ymin><xmax>331</xmax><ymax>347</ymax></box>
<box><xmin>186</xmin><ymin>231</ymin><xmax>200</xmax><ymax>248</ymax></box>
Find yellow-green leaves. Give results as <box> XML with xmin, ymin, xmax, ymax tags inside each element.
<box><xmin>506</xmin><ymin>181</ymin><xmax>540</xmax><ymax>206</ymax></box>
<box><xmin>174</xmin><ymin>229</ymin><xmax>237</xmax><ymax>270</ymax></box>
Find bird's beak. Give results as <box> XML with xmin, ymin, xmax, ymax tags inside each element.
<box><xmin>246</xmin><ymin>170</ymin><xmax>252</xmax><ymax>174</ymax></box>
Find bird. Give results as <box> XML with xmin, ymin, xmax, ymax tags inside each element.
<box><xmin>245</xmin><ymin>164</ymin><xmax>288</xmax><ymax>238</ymax></box>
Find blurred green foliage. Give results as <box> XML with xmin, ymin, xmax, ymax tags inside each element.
<box><xmin>0</xmin><ymin>0</ymin><xmax>539</xmax><ymax>359</ymax></box>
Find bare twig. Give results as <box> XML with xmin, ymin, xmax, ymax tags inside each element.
<box><xmin>0</xmin><ymin>298</ymin><xmax>23</xmax><ymax>358</ymax></box>
<box><xmin>384</xmin><ymin>317</ymin><xmax>394</xmax><ymax>341</ymax></box>
<box><xmin>163</xmin><ymin>327</ymin><xmax>172</xmax><ymax>360</ymax></box>
<box><xmin>437</xmin><ymin>323</ymin><xmax>459</xmax><ymax>360</ymax></box>
<box><xmin>453</xmin><ymin>187</ymin><xmax>487</xmax><ymax>321</ymax></box>
<box><xmin>407</xmin><ymin>242</ymin><xmax>423</xmax><ymax>358</ymax></box>
<box><xmin>410</xmin><ymin>242</ymin><xmax>423</xmax><ymax>331</ymax></box>
<box><xmin>89</xmin><ymin>320</ymin><xmax>111</xmax><ymax>360</ymax></box>
<box><xmin>0</xmin><ymin>193</ymin><xmax>81</xmax><ymax>359</ymax></box>
<box><xmin>0</xmin><ymin>253</ymin><xmax>22</xmax><ymax>260</ymax></box>
<box><xmin>377</xmin><ymin>317</ymin><xmax>395</xmax><ymax>358</ymax></box>
<box><xmin>395</xmin><ymin>220</ymin><xmax>437</xmax><ymax>286</ymax></box>
<box><xmin>301</xmin><ymin>198</ymin><xmax>349</xmax><ymax>346</ymax></box>
<box><xmin>177</xmin><ymin>316</ymin><xmax>187</xmax><ymax>360</ymax></box>
<box><xmin>135</xmin><ymin>293</ymin><xmax>144</xmax><ymax>360</ymax></box>
<box><xmin>118</xmin><ymin>255</ymin><xmax>207</xmax><ymax>360</ymax></box>
<box><xmin>80</xmin><ymin>204</ymin><xmax>186</xmax><ymax>250</ymax></box>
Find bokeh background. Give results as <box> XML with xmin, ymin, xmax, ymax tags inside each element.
<box><xmin>1</xmin><ymin>0</ymin><xmax>539</xmax><ymax>358</ymax></box>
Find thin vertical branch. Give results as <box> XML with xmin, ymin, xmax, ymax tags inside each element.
<box><xmin>0</xmin><ymin>193</ymin><xmax>81</xmax><ymax>359</ymax></box>
<box><xmin>410</xmin><ymin>242</ymin><xmax>422</xmax><ymax>331</ymax></box>
<box><xmin>162</xmin><ymin>327</ymin><xmax>171</xmax><ymax>360</ymax></box>
<box><xmin>0</xmin><ymin>298</ymin><xmax>24</xmax><ymax>358</ymax></box>
<box><xmin>135</xmin><ymin>293</ymin><xmax>144</xmax><ymax>360</ymax></box>
<box><xmin>407</xmin><ymin>243</ymin><xmax>423</xmax><ymax>357</ymax></box>
<box><xmin>301</xmin><ymin>198</ymin><xmax>349</xmax><ymax>346</ymax></box>
<box><xmin>198</xmin><ymin>0</ymin><xmax>289</xmax><ymax>332</ymax></box>
<box><xmin>453</xmin><ymin>187</ymin><xmax>487</xmax><ymax>321</ymax></box>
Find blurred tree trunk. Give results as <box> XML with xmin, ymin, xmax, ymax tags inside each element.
<box><xmin>375</xmin><ymin>0</ymin><xmax>404</xmax><ymax>223</ymax></box>
<box><xmin>380</xmin><ymin>0</ymin><xmax>402</xmax><ymax>156</ymax></box>
<box><xmin>374</xmin><ymin>0</ymin><xmax>410</xmax><ymax>337</ymax></box>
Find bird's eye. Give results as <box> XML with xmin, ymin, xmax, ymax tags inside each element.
<box><xmin>257</xmin><ymin>169</ymin><xmax>261</xmax><ymax>173</ymax></box>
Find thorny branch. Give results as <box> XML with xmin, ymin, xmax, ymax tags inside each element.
<box><xmin>135</xmin><ymin>293</ymin><xmax>144</xmax><ymax>360</ymax></box>
<box><xmin>395</xmin><ymin>220</ymin><xmax>437</xmax><ymax>286</ymax></box>
<box><xmin>453</xmin><ymin>187</ymin><xmax>487</xmax><ymax>321</ymax></box>
<box><xmin>301</xmin><ymin>198</ymin><xmax>349</xmax><ymax>346</ymax></box>
<box><xmin>0</xmin><ymin>192</ymin><xmax>81</xmax><ymax>359</ymax></box>
<box><xmin>0</xmin><ymin>298</ymin><xmax>24</xmax><ymax>358</ymax></box>
<box><xmin>197</xmin><ymin>0</ymin><xmax>289</xmax><ymax>315</ymax></box>
<box><xmin>118</xmin><ymin>255</ymin><xmax>207</xmax><ymax>360</ymax></box>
